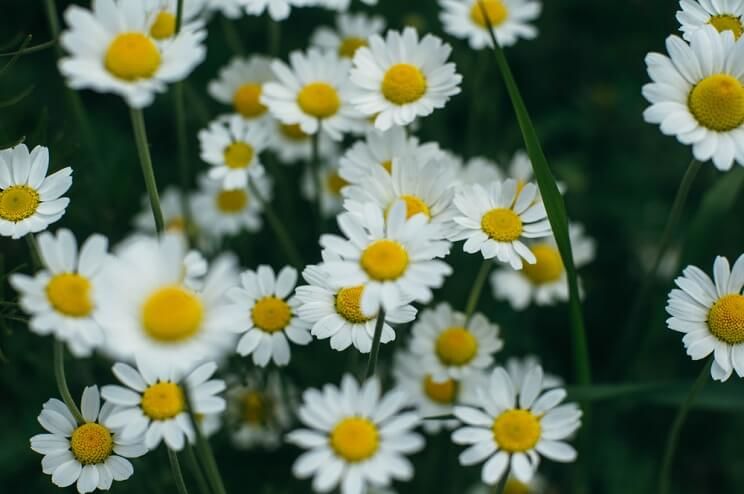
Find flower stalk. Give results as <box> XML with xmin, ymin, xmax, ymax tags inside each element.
<box><xmin>167</xmin><ymin>447</ymin><xmax>190</xmax><ymax>494</ymax></box>
<box><xmin>364</xmin><ymin>309</ymin><xmax>387</xmax><ymax>379</ymax></box>
<box><xmin>129</xmin><ymin>107</ymin><xmax>165</xmax><ymax>235</ymax></box>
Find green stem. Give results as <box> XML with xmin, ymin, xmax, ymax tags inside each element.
<box><xmin>187</xmin><ymin>407</ymin><xmax>227</xmax><ymax>494</ymax></box>
<box><xmin>129</xmin><ymin>107</ymin><xmax>165</xmax><ymax>235</ymax></box>
<box><xmin>54</xmin><ymin>340</ymin><xmax>85</xmax><ymax>424</ymax></box>
<box><xmin>248</xmin><ymin>180</ymin><xmax>303</xmax><ymax>268</ymax></box>
<box><xmin>184</xmin><ymin>444</ymin><xmax>211</xmax><ymax>494</ymax></box>
<box><xmin>310</xmin><ymin>130</ymin><xmax>323</xmax><ymax>237</ymax></box>
<box><xmin>25</xmin><ymin>234</ymin><xmax>42</xmax><ymax>269</ymax></box>
<box><xmin>167</xmin><ymin>448</ymin><xmax>190</xmax><ymax>494</ymax></box>
<box><xmin>494</xmin><ymin>474</ymin><xmax>508</xmax><ymax>494</ymax></box>
<box><xmin>364</xmin><ymin>309</ymin><xmax>386</xmax><ymax>380</ymax></box>
<box><xmin>175</xmin><ymin>0</ymin><xmax>185</xmax><ymax>33</ymax></box>
<box><xmin>464</xmin><ymin>260</ymin><xmax>491</xmax><ymax>324</ymax></box>
<box><xmin>268</xmin><ymin>20</ymin><xmax>281</xmax><ymax>56</ymax></box>
<box><xmin>658</xmin><ymin>359</ymin><xmax>711</xmax><ymax>494</ymax></box>
<box><xmin>221</xmin><ymin>16</ymin><xmax>244</xmax><ymax>56</ymax></box>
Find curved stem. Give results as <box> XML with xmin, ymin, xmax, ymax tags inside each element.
<box><xmin>129</xmin><ymin>107</ymin><xmax>165</xmax><ymax>235</ymax></box>
<box><xmin>185</xmin><ymin>397</ymin><xmax>227</xmax><ymax>494</ymax></box>
<box><xmin>25</xmin><ymin>233</ymin><xmax>42</xmax><ymax>269</ymax></box>
<box><xmin>167</xmin><ymin>447</ymin><xmax>190</xmax><ymax>494</ymax></box>
<box><xmin>184</xmin><ymin>444</ymin><xmax>211</xmax><ymax>494</ymax></box>
<box><xmin>464</xmin><ymin>260</ymin><xmax>492</xmax><ymax>324</ymax></box>
<box><xmin>364</xmin><ymin>309</ymin><xmax>386</xmax><ymax>379</ymax></box>
<box><xmin>53</xmin><ymin>340</ymin><xmax>84</xmax><ymax>424</ymax></box>
<box><xmin>248</xmin><ymin>180</ymin><xmax>303</xmax><ymax>268</ymax></box>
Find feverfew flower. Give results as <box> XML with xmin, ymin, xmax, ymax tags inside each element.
<box><xmin>312</xmin><ymin>13</ymin><xmax>386</xmax><ymax>59</ymax></box>
<box><xmin>208</xmin><ymin>56</ymin><xmax>274</xmax><ymax>121</ymax></box>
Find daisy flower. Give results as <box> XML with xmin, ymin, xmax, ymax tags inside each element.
<box><xmin>350</xmin><ymin>27</ymin><xmax>462</xmax><ymax>130</ymax></box>
<box><xmin>30</xmin><ymin>386</ymin><xmax>147</xmax><ymax>494</ymax></box>
<box><xmin>504</xmin><ymin>356</ymin><xmax>563</xmax><ymax>392</ymax></box>
<box><xmin>666</xmin><ymin>254</ymin><xmax>744</xmax><ymax>381</ymax></box>
<box><xmin>244</xmin><ymin>0</ymin><xmax>308</xmax><ymax>20</ymax></box>
<box><xmin>208</xmin><ymin>56</ymin><xmax>274</xmax><ymax>121</ymax></box>
<box><xmin>146</xmin><ymin>0</ymin><xmax>207</xmax><ymax>40</ymax></box>
<box><xmin>451</xmin><ymin>179</ymin><xmax>552</xmax><ymax>269</ymax></box>
<box><xmin>677</xmin><ymin>0</ymin><xmax>744</xmax><ymax>41</ymax></box>
<box><xmin>643</xmin><ymin>26</ymin><xmax>744</xmax><ymax>170</ymax></box>
<box><xmin>0</xmin><ymin>144</ymin><xmax>72</xmax><ymax>239</ymax></box>
<box><xmin>300</xmin><ymin>142</ymin><xmax>348</xmax><ymax>218</ymax></box>
<box><xmin>10</xmin><ymin>229</ymin><xmax>108</xmax><ymax>357</ymax></box>
<box><xmin>262</xmin><ymin>49</ymin><xmax>364</xmax><ymax>141</ymax></box>
<box><xmin>59</xmin><ymin>0</ymin><xmax>206</xmax><ymax>108</ymax></box>
<box><xmin>319</xmin><ymin>201</ymin><xmax>453</xmax><ymax>316</ymax></box>
<box><xmin>490</xmin><ymin>224</ymin><xmax>595</xmax><ymax>310</ymax></box>
<box><xmin>452</xmin><ymin>365</ymin><xmax>582</xmax><ymax>485</ymax></box>
<box><xmin>287</xmin><ymin>375</ymin><xmax>424</xmax><ymax>494</ymax></box>
<box><xmin>133</xmin><ymin>186</ymin><xmax>190</xmax><ymax>235</ymax></box>
<box><xmin>296</xmin><ymin>255</ymin><xmax>417</xmax><ymax>353</ymax></box>
<box><xmin>227</xmin><ymin>265</ymin><xmax>312</xmax><ymax>366</ymax></box>
<box><xmin>409</xmin><ymin>303</ymin><xmax>503</xmax><ymax>383</ymax></box>
<box><xmin>312</xmin><ymin>13</ymin><xmax>386</xmax><ymax>59</ymax></box>
<box><xmin>101</xmin><ymin>358</ymin><xmax>226</xmax><ymax>451</ymax></box>
<box><xmin>439</xmin><ymin>0</ymin><xmax>542</xmax><ymax>50</ymax></box>
<box><xmin>455</xmin><ymin>157</ymin><xmax>504</xmax><ymax>188</ymax></box>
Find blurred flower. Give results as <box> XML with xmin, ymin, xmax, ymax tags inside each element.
<box><xmin>455</xmin><ymin>157</ymin><xmax>504</xmax><ymax>188</ymax></box>
<box><xmin>504</xmin><ymin>356</ymin><xmax>563</xmax><ymax>392</ymax></box>
<box><xmin>191</xmin><ymin>173</ymin><xmax>270</xmax><ymax>237</ymax></box>
<box><xmin>133</xmin><ymin>187</ymin><xmax>190</xmax><ymax>235</ymax></box>
<box><xmin>312</xmin><ymin>13</ymin><xmax>386</xmax><ymax>59</ymax></box>
<box><xmin>300</xmin><ymin>142</ymin><xmax>348</xmax><ymax>217</ymax></box>
<box><xmin>320</xmin><ymin>0</ymin><xmax>379</xmax><ymax>11</ymax></box>
<box><xmin>677</xmin><ymin>0</ymin><xmax>744</xmax><ymax>41</ymax></box>
<box><xmin>204</xmin><ymin>0</ymin><xmax>245</xmax><ymax>19</ymax></box>
<box><xmin>244</xmin><ymin>0</ymin><xmax>308</xmax><ymax>20</ymax></box>
<box><xmin>146</xmin><ymin>0</ymin><xmax>207</xmax><ymax>40</ymax></box>
<box><xmin>468</xmin><ymin>474</ymin><xmax>547</xmax><ymax>494</ymax></box>
<box><xmin>208</xmin><ymin>56</ymin><xmax>274</xmax><ymax>121</ymax></box>
<box><xmin>267</xmin><ymin>120</ymin><xmax>337</xmax><ymax>164</ymax></box>
<box><xmin>439</xmin><ymin>0</ymin><xmax>541</xmax><ymax>50</ymax></box>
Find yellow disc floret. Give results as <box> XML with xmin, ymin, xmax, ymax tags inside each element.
<box><xmin>436</xmin><ymin>327</ymin><xmax>478</xmax><ymax>366</ymax></box>
<box><xmin>335</xmin><ymin>286</ymin><xmax>373</xmax><ymax>323</ymax></box>
<box><xmin>504</xmin><ymin>478</ymin><xmax>532</xmax><ymax>494</ymax></box>
<box><xmin>150</xmin><ymin>11</ymin><xmax>176</xmax><ymax>40</ymax></box>
<box><xmin>423</xmin><ymin>375</ymin><xmax>458</xmax><ymax>404</ymax></box>
<box><xmin>521</xmin><ymin>244</ymin><xmax>564</xmax><ymax>284</ymax></box>
<box><xmin>280</xmin><ymin>123</ymin><xmax>308</xmax><ymax>141</ymax></box>
<box><xmin>470</xmin><ymin>0</ymin><xmax>509</xmax><ymax>28</ymax></box>
<box><xmin>142</xmin><ymin>285</ymin><xmax>204</xmax><ymax>342</ymax></box>
<box><xmin>234</xmin><ymin>83</ymin><xmax>268</xmax><ymax>118</ymax></box>
<box><xmin>70</xmin><ymin>423</ymin><xmax>113</xmax><ymax>465</ymax></box>
<box><xmin>709</xmin><ymin>14</ymin><xmax>744</xmax><ymax>39</ymax></box>
<box><xmin>224</xmin><ymin>142</ymin><xmax>255</xmax><ymax>169</ymax></box>
<box><xmin>397</xmin><ymin>194</ymin><xmax>431</xmax><ymax>220</ymax></box>
<box><xmin>688</xmin><ymin>74</ymin><xmax>744</xmax><ymax>132</ymax></box>
<box><xmin>381</xmin><ymin>63</ymin><xmax>427</xmax><ymax>105</ymax></box>
<box><xmin>242</xmin><ymin>391</ymin><xmax>268</xmax><ymax>424</ymax></box>
<box><xmin>46</xmin><ymin>273</ymin><xmax>93</xmax><ymax>318</ymax></box>
<box><xmin>105</xmin><ymin>33</ymin><xmax>161</xmax><ymax>81</ymax></box>
<box><xmin>481</xmin><ymin>208</ymin><xmax>523</xmax><ymax>242</ymax></box>
<box><xmin>141</xmin><ymin>382</ymin><xmax>185</xmax><ymax>420</ymax></box>
<box><xmin>327</xmin><ymin>172</ymin><xmax>349</xmax><ymax>196</ymax></box>
<box><xmin>382</xmin><ymin>160</ymin><xmax>393</xmax><ymax>173</ymax></box>
<box><xmin>216</xmin><ymin>189</ymin><xmax>248</xmax><ymax>213</ymax></box>
<box><xmin>297</xmin><ymin>82</ymin><xmax>341</xmax><ymax>119</ymax></box>
<box><xmin>0</xmin><ymin>185</ymin><xmax>40</xmax><ymax>222</ymax></box>
<box><xmin>339</xmin><ymin>37</ymin><xmax>367</xmax><ymax>58</ymax></box>
<box><xmin>492</xmin><ymin>409</ymin><xmax>541</xmax><ymax>453</ymax></box>
<box><xmin>330</xmin><ymin>417</ymin><xmax>379</xmax><ymax>462</ymax></box>
<box><xmin>708</xmin><ymin>294</ymin><xmax>744</xmax><ymax>344</ymax></box>
<box><xmin>252</xmin><ymin>296</ymin><xmax>292</xmax><ymax>333</ymax></box>
<box><xmin>360</xmin><ymin>240</ymin><xmax>410</xmax><ymax>281</ymax></box>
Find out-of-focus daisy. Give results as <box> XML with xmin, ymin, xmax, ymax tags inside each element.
<box><xmin>410</xmin><ymin>303</ymin><xmax>503</xmax><ymax>383</ymax></box>
<box><xmin>227</xmin><ymin>265</ymin><xmax>311</xmax><ymax>366</ymax></box>
<box><xmin>677</xmin><ymin>0</ymin><xmax>744</xmax><ymax>40</ymax></box>
<box><xmin>504</xmin><ymin>356</ymin><xmax>563</xmax><ymax>392</ymax></box>
<box><xmin>0</xmin><ymin>144</ymin><xmax>72</xmax><ymax>239</ymax></box>
<box><xmin>455</xmin><ymin>157</ymin><xmax>504</xmax><ymax>188</ymax></box>
<box><xmin>643</xmin><ymin>26</ymin><xmax>744</xmax><ymax>170</ymax></box>
<box><xmin>350</xmin><ymin>27</ymin><xmax>462</xmax><ymax>130</ymax></box>
<box><xmin>490</xmin><ymin>224</ymin><xmax>595</xmax><ymax>310</ymax></box>
<box><xmin>452</xmin><ymin>180</ymin><xmax>551</xmax><ymax>269</ymax></box>
<box><xmin>208</xmin><ymin>56</ymin><xmax>274</xmax><ymax>121</ymax></box>
<box><xmin>191</xmin><ymin>174</ymin><xmax>271</xmax><ymax>237</ymax></box>
<box><xmin>244</xmin><ymin>0</ymin><xmax>307</xmax><ymax>20</ymax></box>
<box><xmin>312</xmin><ymin>13</ymin><xmax>386</xmax><ymax>59</ymax></box>
<box><xmin>452</xmin><ymin>365</ymin><xmax>582</xmax><ymax>485</ymax></box>
<box><xmin>319</xmin><ymin>201</ymin><xmax>452</xmax><ymax>315</ymax></box>
<box><xmin>468</xmin><ymin>474</ymin><xmax>547</xmax><ymax>494</ymax></box>
<box><xmin>267</xmin><ymin>120</ymin><xmax>337</xmax><ymax>164</ymax></box>
<box><xmin>319</xmin><ymin>0</ymin><xmax>379</xmax><ymax>11</ymax></box>
<box><xmin>666</xmin><ymin>254</ymin><xmax>744</xmax><ymax>381</ymax></box>
<box><xmin>133</xmin><ymin>186</ymin><xmax>190</xmax><ymax>235</ymax></box>
<box><xmin>101</xmin><ymin>358</ymin><xmax>226</xmax><ymax>451</ymax></box>
<box><xmin>59</xmin><ymin>0</ymin><xmax>205</xmax><ymax>108</ymax></box>
<box><xmin>30</xmin><ymin>386</ymin><xmax>147</xmax><ymax>494</ymax></box>
<box><xmin>10</xmin><ymin>229</ymin><xmax>108</xmax><ymax>357</ymax></box>
<box><xmin>204</xmin><ymin>0</ymin><xmax>245</xmax><ymax>19</ymax></box>
<box><xmin>146</xmin><ymin>0</ymin><xmax>206</xmax><ymax>40</ymax></box>
<box><xmin>297</xmin><ymin>256</ymin><xmax>417</xmax><ymax>353</ymax></box>
<box><xmin>287</xmin><ymin>375</ymin><xmax>424</xmax><ymax>494</ymax></box>
<box><xmin>300</xmin><ymin>142</ymin><xmax>348</xmax><ymax>218</ymax></box>
<box><xmin>439</xmin><ymin>0</ymin><xmax>542</xmax><ymax>50</ymax></box>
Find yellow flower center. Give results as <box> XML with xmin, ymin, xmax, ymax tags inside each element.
<box><xmin>105</xmin><ymin>32</ymin><xmax>161</xmax><ymax>81</ymax></box>
<box><xmin>279</xmin><ymin>123</ymin><xmax>308</xmax><ymax>141</ymax></box>
<box><xmin>141</xmin><ymin>382</ymin><xmax>185</xmax><ymax>420</ymax></box>
<box><xmin>234</xmin><ymin>83</ymin><xmax>268</xmax><ymax>118</ymax></box>
<box><xmin>481</xmin><ymin>208</ymin><xmax>523</xmax><ymax>242</ymax></box>
<box><xmin>150</xmin><ymin>11</ymin><xmax>176</xmax><ymax>40</ymax></box>
<box><xmin>224</xmin><ymin>142</ymin><xmax>255</xmax><ymax>169</ymax></box>
<box><xmin>423</xmin><ymin>375</ymin><xmax>458</xmax><ymax>404</ymax></box>
<box><xmin>46</xmin><ymin>273</ymin><xmax>93</xmax><ymax>318</ymax></box>
<box><xmin>688</xmin><ymin>74</ymin><xmax>744</xmax><ymax>132</ymax></box>
<box><xmin>504</xmin><ymin>478</ymin><xmax>532</xmax><ymax>494</ymax></box>
<box><xmin>242</xmin><ymin>391</ymin><xmax>268</xmax><ymax>424</ymax></box>
<box><xmin>330</xmin><ymin>417</ymin><xmax>379</xmax><ymax>462</ymax></box>
<box><xmin>166</xmin><ymin>216</ymin><xmax>186</xmax><ymax>232</ymax></box>
<box><xmin>70</xmin><ymin>423</ymin><xmax>113</xmax><ymax>465</ymax></box>
<box><xmin>708</xmin><ymin>294</ymin><xmax>744</xmax><ymax>344</ymax></box>
<box><xmin>360</xmin><ymin>240</ymin><xmax>409</xmax><ymax>281</ymax></box>
<box><xmin>435</xmin><ymin>327</ymin><xmax>478</xmax><ymax>366</ymax></box>
<box><xmin>216</xmin><ymin>189</ymin><xmax>248</xmax><ymax>214</ymax></box>
<box><xmin>470</xmin><ymin>0</ymin><xmax>509</xmax><ymax>28</ymax></box>
<box><xmin>395</xmin><ymin>194</ymin><xmax>431</xmax><ymax>220</ymax></box>
<box><xmin>521</xmin><ymin>244</ymin><xmax>564</xmax><ymax>284</ymax></box>
<box><xmin>335</xmin><ymin>286</ymin><xmax>373</xmax><ymax>324</ymax></box>
<box><xmin>326</xmin><ymin>172</ymin><xmax>349</xmax><ymax>196</ymax></box>
<box><xmin>252</xmin><ymin>296</ymin><xmax>292</xmax><ymax>333</ymax></box>
<box><xmin>339</xmin><ymin>37</ymin><xmax>367</xmax><ymax>58</ymax></box>
<box><xmin>382</xmin><ymin>160</ymin><xmax>393</xmax><ymax>173</ymax></box>
<box><xmin>0</xmin><ymin>185</ymin><xmax>39</xmax><ymax>222</ymax></box>
<box><xmin>297</xmin><ymin>82</ymin><xmax>341</xmax><ymax>119</ymax></box>
<box><xmin>709</xmin><ymin>14</ymin><xmax>744</xmax><ymax>39</ymax></box>
<box><xmin>142</xmin><ymin>285</ymin><xmax>204</xmax><ymax>342</ymax></box>
<box><xmin>381</xmin><ymin>63</ymin><xmax>427</xmax><ymax>105</ymax></box>
<box><xmin>492</xmin><ymin>409</ymin><xmax>541</xmax><ymax>453</ymax></box>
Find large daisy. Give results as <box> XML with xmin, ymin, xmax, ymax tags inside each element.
<box><xmin>677</xmin><ymin>0</ymin><xmax>744</xmax><ymax>41</ymax></box>
<box><xmin>208</xmin><ymin>56</ymin><xmax>274</xmax><ymax>121</ymax></box>
<box><xmin>191</xmin><ymin>173</ymin><xmax>270</xmax><ymax>237</ymax></box>
<box><xmin>312</xmin><ymin>13</ymin><xmax>386</xmax><ymax>59</ymax></box>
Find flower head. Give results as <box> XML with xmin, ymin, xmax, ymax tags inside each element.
<box><xmin>440</xmin><ymin>0</ymin><xmax>542</xmax><ymax>50</ymax></box>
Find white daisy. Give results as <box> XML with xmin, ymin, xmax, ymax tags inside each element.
<box><xmin>133</xmin><ymin>186</ymin><xmax>190</xmax><ymax>235</ymax></box>
<box><xmin>244</xmin><ymin>0</ymin><xmax>308</xmax><ymax>20</ymax></box>
<box><xmin>439</xmin><ymin>0</ymin><xmax>542</xmax><ymax>50</ymax></box>
<box><xmin>455</xmin><ymin>156</ymin><xmax>504</xmax><ymax>188</ymax></box>
<box><xmin>349</xmin><ymin>27</ymin><xmax>462</xmax><ymax>130</ymax></box>
<box><xmin>267</xmin><ymin>119</ymin><xmax>338</xmax><ymax>165</ymax></box>
<box><xmin>452</xmin><ymin>365</ymin><xmax>582</xmax><ymax>485</ymax></box>
<box><xmin>287</xmin><ymin>375</ymin><xmax>424</xmax><ymax>494</ymax></box>
<box><xmin>501</xmin><ymin>150</ymin><xmax>565</xmax><ymax>197</ymax></box>
<box><xmin>490</xmin><ymin>224</ymin><xmax>595</xmax><ymax>310</ymax></box>
<box><xmin>208</xmin><ymin>56</ymin><xmax>274</xmax><ymax>121</ymax></box>
<box><xmin>262</xmin><ymin>49</ymin><xmax>364</xmax><ymax>141</ymax></box>
<box><xmin>30</xmin><ymin>386</ymin><xmax>147</xmax><ymax>494</ymax></box>
<box><xmin>319</xmin><ymin>200</ymin><xmax>453</xmax><ymax>316</ymax></box>
<box><xmin>409</xmin><ymin>302</ymin><xmax>503</xmax><ymax>383</ymax></box>
<box><xmin>191</xmin><ymin>173</ymin><xmax>270</xmax><ymax>237</ymax></box>
<box><xmin>101</xmin><ymin>358</ymin><xmax>226</xmax><ymax>451</ymax></box>
<box><xmin>300</xmin><ymin>142</ymin><xmax>348</xmax><ymax>218</ymax></box>
<box><xmin>451</xmin><ymin>179</ymin><xmax>552</xmax><ymax>269</ymax></box>
<box><xmin>0</xmin><ymin>144</ymin><xmax>71</xmax><ymax>239</ymax></box>
<box><xmin>643</xmin><ymin>26</ymin><xmax>744</xmax><ymax>170</ymax></box>
<box><xmin>10</xmin><ymin>229</ymin><xmax>109</xmax><ymax>357</ymax></box>
<box><xmin>145</xmin><ymin>0</ymin><xmax>207</xmax><ymax>40</ymax></box>
<box><xmin>226</xmin><ymin>265</ymin><xmax>312</xmax><ymax>367</ymax></box>
<box><xmin>504</xmin><ymin>356</ymin><xmax>563</xmax><ymax>392</ymax></box>
<box><xmin>666</xmin><ymin>253</ymin><xmax>744</xmax><ymax>381</ymax></box>
<box><xmin>677</xmin><ymin>0</ymin><xmax>744</xmax><ymax>41</ymax></box>
<box><xmin>59</xmin><ymin>0</ymin><xmax>206</xmax><ymax>108</ymax></box>
<box><xmin>312</xmin><ymin>13</ymin><xmax>386</xmax><ymax>59</ymax></box>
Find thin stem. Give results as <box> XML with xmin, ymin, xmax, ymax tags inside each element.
<box><xmin>268</xmin><ymin>20</ymin><xmax>281</xmax><ymax>56</ymax></box>
<box><xmin>167</xmin><ymin>448</ymin><xmax>190</xmax><ymax>494</ymax></box>
<box><xmin>175</xmin><ymin>0</ymin><xmax>185</xmax><ymax>33</ymax></box>
<box><xmin>464</xmin><ymin>260</ymin><xmax>492</xmax><ymax>324</ymax></box>
<box><xmin>221</xmin><ymin>16</ymin><xmax>244</xmax><ymax>56</ymax></box>
<box><xmin>184</xmin><ymin>444</ymin><xmax>211</xmax><ymax>494</ymax></box>
<box><xmin>188</xmin><ymin>407</ymin><xmax>228</xmax><ymax>494</ymax></box>
<box><xmin>129</xmin><ymin>107</ymin><xmax>165</xmax><ymax>234</ymax></box>
<box><xmin>54</xmin><ymin>340</ymin><xmax>85</xmax><ymax>425</ymax></box>
<box><xmin>311</xmin><ymin>130</ymin><xmax>323</xmax><ymax>237</ymax></box>
<box><xmin>248</xmin><ymin>179</ymin><xmax>303</xmax><ymax>268</ymax></box>
<box><xmin>364</xmin><ymin>309</ymin><xmax>386</xmax><ymax>379</ymax></box>
<box><xmin>25</xmin><ymin>233</ymin><xmax>42</xmax><ymax>269</ymax></box>
<box><xmin>494</xmin><ymin>474</ymin><xmax>508</xmax><ymax>494</ymax></box>
<box><xmin>658</xmin><ymin>359</ymin><xmax>712</xmax><ymax>494</ymax></box>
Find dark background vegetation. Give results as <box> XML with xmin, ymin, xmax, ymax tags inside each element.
<box><xmin>1</xmin><ymin>0</ymin><xmax>743</xmax><ymax>492</ymax></box>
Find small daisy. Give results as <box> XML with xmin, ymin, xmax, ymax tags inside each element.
<box><xmin>490</xmin><ymin>224</ymin><xmax>595</xmax><ymax>310</ymax></box>
<box><xmin>451</xmin><ymin>179</ymin><xmax>552</xmax><ymax>269</ymax></box>
<box><xmin>677</xmin><ymin>0</ymin><xmax>744</xmax><ymax>41</ymax></box>
<box><xmin>244</xmin><ymin>0</ymin><xmax>308</xmax><ymax>20</ymax></box>
<box><xmin>287</xmin><ymin>375</ymin><xmax>424</xmax><ymax>494</ymax></box>
<box><xmin>0</xmin><ymin>144</ymin><xmax>72</xmax><ymax>239</ymax></box>
<box><xmin>409</xmin><ymin>303</ymin><xmax>503</xmax><ymax>383</ymax></box>
<box><xmin>439</xmin><ymin>0</ymin><xmax>542</xmax><ymax>50</ymax></box>
<box><xmin>350</xmin><ymin>27</ymin><xmax>462</xmax><ymax>130</ymax></box>
<box><xmin>455</xmin><ymin>157</ymin><xmax>504</xmax><ymax>188</ymax></box>
<box><xmin>319</xmin><ymin>200</ymin><xmax>453</xmax><ymax>316</ymax></box>
<box><xmin>452</xmin><ymin>365</ymin><xmax>582</xmax><ymax>485</ymax></box>
<box><xmin>504</xmin><ymin>356</ymin><xmax>563</xmax><ymax>392</ymax></box>
<box><xmin>133</xmin><ymin>186</ymin><xmax>190</xmax><ymax>235</ymax></box>
<box><xmin>643</xmin><ymin>26</ymin><xmax>744</xmax><ymax>170</ymax></box>
<box><xmin>312</xmin><ymin>13</ymin><xmax>386</xmax><ymax>59</ymax></box>
<box><xmin>10</xmin><ymin>229</ymin><xmax>109</xmax><ymax>357</ymax></box>
<box><xmin>191</xmin><ymin>173</ymin><xmax>270</xmax><ymax>237</ymax></box>
<box><xmin>262</xmin><ymin>49</ymin><xmax>364</xmax><ymax>141</ymax></box>
<box><xmin>208</xmin><ymin>56</ymin><xmax>274</xmax><ymax>121</ymax></box>
<box><xmin>59</xmin><ymin>0</ymin><xmax>206</xmax><ymax>108</ymax></box>
<box><xmin>296</xmin><ymin>255</ymin><xmax>417</xmax><ymax>353</ymax></box>
<box><xmin>101</xmin><ymin>358</ymin><xmax>226</xmax><ymax>450</ymax></box>
<box><xmin>30</xmin><ymin>386</ymin><xmax>147</xmax><ymax>494</ymax></box>
<box><xmin>146</xmin><ymin>0</ymin><xmax>207</xmax><ymax>40</ymax></box>
<box><xmin>227</xmin><ymin>265</ymin><xmax>312</xmax><ymax>366</ymax></box>
<box><xmin>502</xmin><ymin>150</ymin><xmax>565</xmax><ymax>197</ymax></box>
<box><xmin>267</xmin><ymin>120</ymin><xmax>338</xmax><ymax>165</ymax></box>
<box><xmin>666</xmin><ymin>254</ymin><xmax>744</xmax><ymax>381</ymax></box>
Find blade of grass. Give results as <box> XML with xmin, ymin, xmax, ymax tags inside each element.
<box><xmin>0</xmin><ymin>85</ymin><xmax>35</xmax><ymax>109</ymax></box>
<box><xmin>0</xmin><ymin>38</ymin><xmax>56</xmax><ymax>57</ymax></box>
<box><xmin>0</xmin><ymin>35</ymin><xmax>32</xmax><ymax>78</ymax></box>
